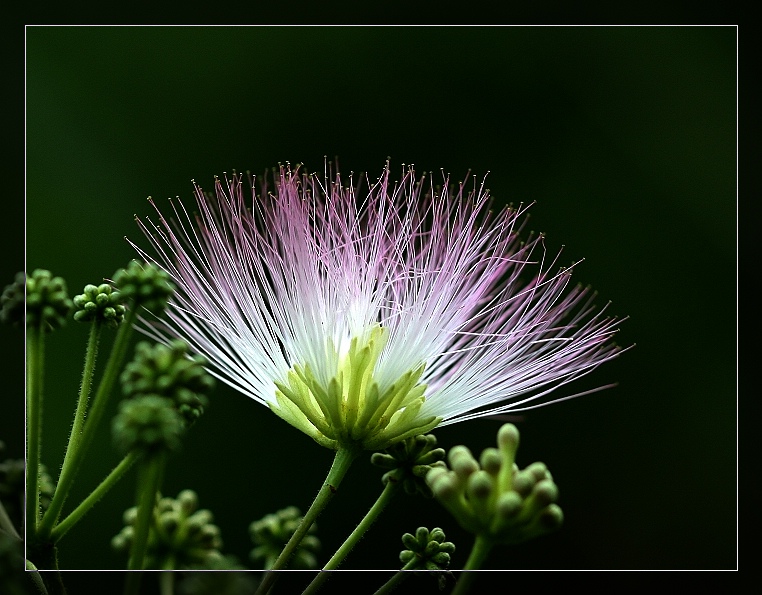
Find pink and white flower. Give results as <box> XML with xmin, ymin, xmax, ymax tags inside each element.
<box><xmin>130</xmin><ymin>163</ymin><xmax>624</xmax><ymax>451</ymax></box>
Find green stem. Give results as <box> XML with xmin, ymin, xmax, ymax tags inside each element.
<box><xmin>128</xmin><ymin>452</ymin><xmax>166</xmax><ymax>571</ymax></box>
<box><xmin>29</xmin><ymin>545</ymin><xmax>67</xmax><ymax>595</ymax></box>
<box><xmin>51</xmin><ymin>450</ymin><xmax>141</xmax><ymax>542</ymax></box>
<box><xmin>255</xmin><ymin>446</ymin><xmax>360</xmax><ymax>595</ymax></box>
<box><xmin>54</xmin><ymin>321</ymin><xmax>102</xmax><ymax>497</ymax></box>
<box><xmin>26</xmin><ymin>324</ymin><xmax>45</xmax><ymax>537</ymax></box>
<box><xmin>302</xmin><ymin>481</ymin><xmax>399</xmax><ymax>595</ymax></box>
<box><xmin>159</xmin><ymin>568</ymin><xmax>175</xmax><ymax>595</ymax></box>
<box><xmin>38</xmin><ymin>309</ymin><xmax>136</xmax><ymax>540</ymax></box>
<box><xmin>123</xmin><ymin>452</ymin><xmax>166</xmax><ymax>595</ymax></box>
<box><xmin>372</xmin><ymin>558</ymin><xmax>418</xmax><ymax>595</ymax></box>
<box><xmin>161</xmin><ymin>553</ymin><xmax>176</xmax><ymax>570</ymax></box>
<box><xmin>123</xmin><ymin>570</ymin><xmax>141</xmax><ymax>595</ymax></box>
<box><xmin>451</xmin><ymin>535</ymin><xmax>494</xmax><ymax>595</ymax></box>
<box><xmin>71</xmin><ymin>322</ymin><xmax>102</xmax><ymax>447</ymax></box>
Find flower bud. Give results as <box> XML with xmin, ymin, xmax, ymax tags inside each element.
<box><xmin>111</xmin><ymin>395</ymin><xmax>184</xmax><ymax>455</ymax></box>
<box><xmin>120</xmin><ymin>341</ymin><xmax>214</xmax><ymax>427</ymax></box>
<box><xmin>112</xmin><ymin>489</ymin><xmax>223</xmax><ymax>569</ymax></box>
<box><xmin>428</xmin><ymin>423</ymin><xmax>563</xmax><ymax>545</ymax></box>
<box><xmin>112</xmin><ymin>260</ymin><xmax>175</xmax><ymax>315</ymax></box>
<box><xmin>371</xmin><ymin>433</ymin><xmax>446</xmax><ymax>497</ymax></box>
<box><xmin>72</xmin><ymin>282</ymin><xmax>126</xmax><ymax>328</ymax></box>
<box><xmin>249</xmin><ymin>506</ymin><xmax>320</xmax><ymax>570</ymax></box>
<box><xmin>398</xmin><ymin>526</ymin><xmax>455</xmax><ymax>571</ymax></box>
<box><xmin>2</xmin><ymin>269</ymin><xmax>72</xmax><ymax>331</ymax></box>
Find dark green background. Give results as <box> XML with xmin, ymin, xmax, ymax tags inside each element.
<box><xmin>6</xmin><ymin>25</ymin><xmax>736</xmax><ymax>585</ymax></box>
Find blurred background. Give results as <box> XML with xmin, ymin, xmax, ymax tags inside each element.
<box><xmin>4</xmin><ymin>25</ymin><xmax>735</xmax><ymax>589</ymax></box>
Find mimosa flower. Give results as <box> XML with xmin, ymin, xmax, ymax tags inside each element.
<box><xmin>130</xmin><ymin>163</ymin><xmax>624</xmax><ymax>451</ymax></box>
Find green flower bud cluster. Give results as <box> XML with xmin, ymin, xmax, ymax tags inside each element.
<box><xmin>112</xmin><ymin>395</ymin><xmax>185</xmax><ymax>455</ymax></box>
<box><xmin>399</xmin><ymin>526</ymin><xmax>455</xmax><ymax>570</ymax></box>
<box><xmin>426</xmin><ymin>423</ymin><xmax>563</xmax><ymax>545</ymax></box>
<box><xmin>112</xmin><ymin>489</ymin><xmax>224</xmax><ymax>569</ymax></box>
<box><xmin>120</xmin><ymin>340</ymin><xmax>214</xmax><ymax>426</ymax></box>
<box><xmin>371</xmin><ymin>433</ymin><xmax>446</xmax><ymax>497</ymax></box>
<box><xmin>72</xmin><ymin>283</ymin><xmax>126</xmax><ymax>328</ymax></box>
<box><xmin>1</xmin><ymin>269</ymin><xmax>72</xmax><ymax>331</ymax></box>
<box><xmin>112</xmin><ymin>260</ymin><xmax>175</xmax><ymax>314</ymax></box>
<box><xmin>250</xmin><ymin>506</ymin><xmax>320</xmax><ymax>570</ymax></box>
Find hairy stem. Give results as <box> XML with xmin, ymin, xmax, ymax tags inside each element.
<box><xmin>52</xmin><ymin>321</ymin><xmax>102</xmax><ymax>514</ymax></box>
<box><xmin>372</xmin><ymin>559</ymin><xmax>419</xmax><ymax>595</ymax></box>
<box><xmin>255</xmin><ymin>446</ymin><xmax>360</xmax><ymax>595</ymax></box>
<box><xmin>302</xmin><ymin>481</ymin><xmax>399</xmax><ymax>595</ymax></box>
<box><xmin>38</xmin><ymin>309</ymin><xmax>136</xmax><ymax>540</ymax></box>
<box><xmin>123</xmin><ymin>452</ymin><xmax>166</xmax><ymax>595</ymax></box>
<box><xmin>26</xmin><ymin>325</ymin><xmax>45</xmax><ymax>537</ymax></box>
<box><xmin>128</xmin><ymin>452</ymin><xmax>166</xmax><ymax>571</ymax></box>
<box><xmin>51</xmin><ymin>450</ymin><xmax>141</xmax><ymax>542</ymax></box>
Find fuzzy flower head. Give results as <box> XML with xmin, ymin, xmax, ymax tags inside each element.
<box><xmin>131</xmin><ymin>163</ymin><xmax>624</xmax><ymax>451</ymax></box>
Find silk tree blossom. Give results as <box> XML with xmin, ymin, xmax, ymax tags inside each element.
<box><xmin>129</xmin><ymin>163</ymin><xmax>624</xmax><ymax>452</ymax></box>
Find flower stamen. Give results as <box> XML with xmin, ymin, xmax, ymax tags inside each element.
<box><xmin>272</xmin><ymin>325</ymin><xmax>440</xmax><ymax>450</ymax></box>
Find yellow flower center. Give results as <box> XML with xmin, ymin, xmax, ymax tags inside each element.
<box><xmin>270</xmin><ymin>325</ymin><xmax>441</xmax><ymax>450</ymax></box>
